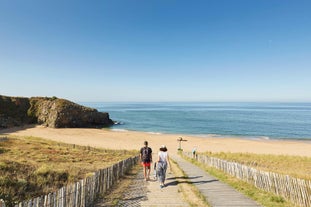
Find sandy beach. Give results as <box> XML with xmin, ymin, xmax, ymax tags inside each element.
<box><xmin>1</xmin><ymin>125</ymin><xmax>311</xmax><ymax>157</ymax></box>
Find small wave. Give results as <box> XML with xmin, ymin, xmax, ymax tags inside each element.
<box><xmin>244</xmin><ymin>136</ymin><xmax>271</xmax><ymax>141</ymax></box>
<box><xmin>192</xmin><ymin>134</ymin><xmax>219</xmax><ymax>138</ymax></box>
<box><xmin>259</xmin><ymin>136</ymin><xmax>270</xmax><ymax>140</ymax></box>
<box><xmin>110</xmin><ymin>128</ymin><xmax>128</xmax><ymax>132</ymax></box>
<box><xmin>147</xmin><ymin>131</ymin><xmax>162</xmax><ymax>135</ymax></box>
<box><xmin>114</xmin><ymin>121</ymin><xmax>124</xmax><ymax>125</ymax></box>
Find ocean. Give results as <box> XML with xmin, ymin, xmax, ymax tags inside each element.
<box><xmin>82</xmin><ymin>102</ymin><xmax>311</xmax><ymax>140</ymax></box>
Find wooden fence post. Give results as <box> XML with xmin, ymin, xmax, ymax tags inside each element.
<box><xmin>0</xmin><ymin>200</ymin><xmax>6</xmax><ymax>207</ymax></box>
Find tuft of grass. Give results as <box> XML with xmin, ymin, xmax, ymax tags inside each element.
<box><xmin>0</xmin><ymin>135</ymin><xmax>137</xmax><ymax>207</ymax></box>
<box><xmin>170</xmin><ymin>159</ymin><xmax>210</xmax><ymax>207</ymax></box>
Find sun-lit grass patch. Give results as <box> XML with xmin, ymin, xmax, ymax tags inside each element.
<box><xmin>203</xmin><ymin>151</ymin><xmax>311</xmax><ymax>180</ymax></box>
<box><xmin>0</xmin><ymin>135</ymin><xmax>137</xmax><ymax>207</ymax></box>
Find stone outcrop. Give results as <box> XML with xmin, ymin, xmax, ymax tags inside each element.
<box><xmin>0</xmin><ymin>95</ymin><xmax>113</xmax><ymax>129</ymax></box>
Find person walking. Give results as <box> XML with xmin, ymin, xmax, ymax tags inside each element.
<box><xmin>157</xmin><ymin>145</ymin><xmax>170</xmax><ymax>188</ymax></box>
<box><xmin>140</xmin><ymin>141</ymin><xmax>152</xmax><ymax>181</ymax></box>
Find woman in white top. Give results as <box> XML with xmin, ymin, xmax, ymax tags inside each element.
<box><xmin>157</xmin><ymin>145</ymin><xmax>171</xmax><ymax>188</ymax></box>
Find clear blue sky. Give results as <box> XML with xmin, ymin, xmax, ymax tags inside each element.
<box><xmin>1</xmin><ymin>0</ymin><xmax>310</xmax><ymax>102</ymax></box>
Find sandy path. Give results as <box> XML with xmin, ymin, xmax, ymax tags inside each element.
<box><xmin>1</xmin><ymin>125</ymin><xmax>311</xmax><ymax>157</ymax></box>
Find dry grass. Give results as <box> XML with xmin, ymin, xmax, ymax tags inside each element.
<box><xmin>203</xmin><ymin>151</ymin><xmax>311</xmax><ymax>180</ymax></box>
<box><xmin>0</xmin><ymin>135</ymin><xmax>137</xmax><ymax>206</ymax></box>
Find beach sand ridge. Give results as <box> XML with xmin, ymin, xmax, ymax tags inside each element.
<box><xmin>1</xmin><ymin>125</ymin><xmax>311</xmax><ymax>157</ymax></box>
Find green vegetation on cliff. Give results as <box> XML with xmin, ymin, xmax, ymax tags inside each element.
<box><xmin>0</xmin><ymin>96</ymin><xmax>36</xmax><ymax>128</ymax></box>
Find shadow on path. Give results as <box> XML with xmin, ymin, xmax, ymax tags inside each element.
<box><xmin>167</xmin><ymin>176</ymin><xmax>203</xmax><ymax>180</ymax></box>
<box><xmin>166</xmin><ymin>179</ymin><xmax>219</xmax><ymax>187</ymax></box>
<box><xmin>171</xmin><ymin>154</ymin><xmax>261</xmax><ymax>207</ymax></box>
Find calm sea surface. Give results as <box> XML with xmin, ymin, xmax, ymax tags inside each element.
<box><xmin>82</xmin><ymin>102</ymin><xmax>311</xmax><ymax>140</ymax></box>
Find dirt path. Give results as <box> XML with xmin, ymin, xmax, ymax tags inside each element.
<box><xmin>96</xmin><ymin>161</ymin><xmax>189</xmax><ymax>207</ymax></box>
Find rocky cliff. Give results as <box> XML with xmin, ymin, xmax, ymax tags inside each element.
<box><xmin>0</xmin><ymin>96</ymin><xmax>36</xmax><ymax>128</ymax></box>
<box><xmin>0</xmin><ymin>95</ymin><xmax>113</xmax><ymax>129</ymax></box>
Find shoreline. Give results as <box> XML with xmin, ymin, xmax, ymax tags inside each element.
<box><xmin>1</xmin><ymin>125</ymin><xmax>311</xmax><ymax>157</ymax></box>
<box><xmin>111</xmin><ymin>127</ymin><xmax>311</xmax><ymax>143</ymax></box>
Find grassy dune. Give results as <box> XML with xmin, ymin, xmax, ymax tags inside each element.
<box><xmin>204</xmin><ymin>152</ymin><xmax>311</xmax><ymax>180</ymax></box>
<box><xmin>0</xmin><ymin>136</ymin><xmax>137</xmax><ymax>206</ymax></box>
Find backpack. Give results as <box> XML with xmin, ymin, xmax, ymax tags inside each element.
<box><xmin>141</xmin><ymin>147</ymin><xmax>151</xmax><ymax>162</ymax></box>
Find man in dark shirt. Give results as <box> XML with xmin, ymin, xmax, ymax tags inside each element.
<box><xmin>140</xmin><ymin>140</ymin><xmax>152</xmax><ymax>181</ymax></box>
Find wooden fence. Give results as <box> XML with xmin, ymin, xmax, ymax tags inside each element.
<box><xmin>0</xmin><ymin>155</ymin><xmax>139</xmax><ymax>207</ymax></box>
<box><xmin>183</xmin><ymin>152</ymin><xmax>311</xmax><ymax>207</ymax></box>
<box><xmin>0</xmin><ymin>200</ymin><xmax>5</xmax><ymax>207</ymax></box>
